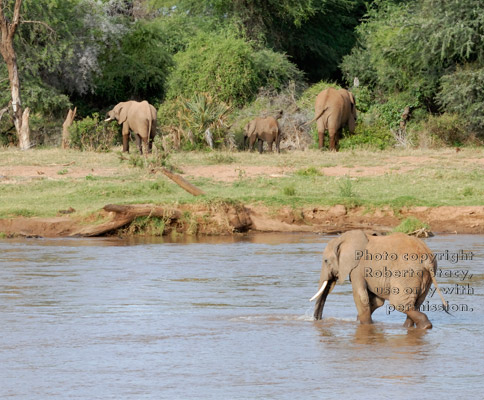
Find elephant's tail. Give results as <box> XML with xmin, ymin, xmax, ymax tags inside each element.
<box><xmin>299</xmin><ymin>107</ymin><xmax>328</xmax><ymax>128</ymax></box>
<box><xmin>430</xmin><ymin>269</ymin><xmax>451</xmax><ymax>315</ymax></box>
<box><xmin>148</xmin><ymin>117</ymin><xmax>152</xmax><ymax>138</ymax></box>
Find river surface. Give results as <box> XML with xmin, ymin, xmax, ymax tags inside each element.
<box><xmin>1</xmin><ymin>233</ymin><xmax>483</xmax><ymax>399</ymax></box>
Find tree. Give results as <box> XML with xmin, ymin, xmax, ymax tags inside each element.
<box><xmin>0</xmin><ymin>0</ymin><xmax>29</xmax><ymax>149</ymax></box>
<box><xmin>155</xmin><ymin>0</ymin><xmax>366</xmax><ymax>82</ymax></box>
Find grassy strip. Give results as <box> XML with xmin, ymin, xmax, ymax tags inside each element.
<box><xmin>0</xmin><ymin>147</ymin><xmax>483</xmax><ymax>218</ymax></box>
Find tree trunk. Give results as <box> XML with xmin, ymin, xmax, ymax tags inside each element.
<box><xmin>0</xmin><ymin>0</ymin><xmax>29</xmax><ymax>149</ymax></box>
<box><xmin>19</xmin><ymin>107</ymin><xmax>30</xmax><ymax>149</ymax></box>
<box><xmin>62</xmin><ymin>107</ymin><xmax>77</xmax><ymax>149</ymax></box>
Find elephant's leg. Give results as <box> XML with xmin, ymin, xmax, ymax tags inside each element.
<box><xmin>267</xmin><ymin>140</ymin><xmax>273</xmax><ymax>152</ymax></box>
<box><xmin>328</xmin><ymin>128</ymin><xmax>338</xmax><ymax>151</ymax></box>
<box><xmin>405</xmin><ymin>309</ymin><xmax>432</xmax><ymax>329</ymax></box>
<box><xmin>122</xmin><ymin>124</ymin><xmax>130</xmax><ymax>152</ymax></box>
<box><xmin>258</xmin><ymin>139</ymin><xmax>263</xmax><ymax>154</ymax></box>
<box><xmin>243</xmin><ymin>135</ymin><xmax>248</xmax><ymax>150</ymax></box>
<box><xmin>148</xmin><ymin>133</ymin><xmax>155</xmax><ymax>153</ymax></box>
<box><xmin>404</xmin><ymin>288</ymin><xmax>430</xmax><ymax>328</ymax></box>
<box><xmin>249</xmin><ymin>136</ymin><xmax>256</xmax><ymax>152</ymax></box>
<box><xmin>369</xmin><ymin>293</ymin><xmax>385</xmax><ymax>315</ymax></box>
<box><xmin>135</xmin><ymin>134</ymin><xmax>142</xmax><ymax>154</ymax></box>
<box><xmin>403</xmin><ymin>316</ymin><xmax>415</xmax><ymax>328</ymax></box>
<box><xmin>352</xmin><ymin>286</ymin><xmax>372</xmax><ymax>324</ymax></box>
<box><xmin>142</xmin><ymin>136</ymin><xmax>149</xmax><ymax>155</ymax></box>
<box><xmin>316</xmin><ymin>119</ymin><xmax>325</xmax><ymax>149</ymax></box>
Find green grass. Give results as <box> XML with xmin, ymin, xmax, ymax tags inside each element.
<box><xmin>393</xmin><ymin>217</ymin><xmax>430</xmax><ymax>234</ymax></box>
<box><xmin>0</xmin><ymin>147</ymin><xmax>483</xmax><ymax>218</ymax></box>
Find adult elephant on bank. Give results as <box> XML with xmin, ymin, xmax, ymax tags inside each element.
<box><xmin>105</xmin><ymin>100</ymin><xmax>157</xmax><ymax>154</ymax></box>
<box><xmin>243</xmin><ymin>110</ymin><xmax>283</xmax><ymax>153</ymax></box>
<box><xmin>306</xmin><ymin>88</ymin><xmax>356</xmax><ymax>151</ymax></box>
<box><xmin>309</xmin><ymin>230</ymin><xmax>448</xmax><ymax>329</ymax></box>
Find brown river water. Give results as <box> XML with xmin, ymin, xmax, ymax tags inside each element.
<box><xmin>1</xmin><ymin>233</ymin><xmax>483</xmax><ymax>399</ymax></box>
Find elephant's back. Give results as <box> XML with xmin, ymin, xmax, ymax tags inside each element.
<box><xmin>367</xmin><ymin>233</ymin><xmax>436</xmax><ymax>271</ymax></box>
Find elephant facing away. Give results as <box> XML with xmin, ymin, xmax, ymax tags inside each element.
<box><xmin>105</xmin><ymin>100</ymin><xmax>157</xmax><ymax>154</ymax></box>
<box><xmin>243</xmin><ymin>110</ymin><xmax>283</xmax><ymax>154</ymax></box>
<box><xmin>309</xmin><ymin>230</ymin><xmax>448</xmax><ymax>329</ymax></box>
<box><xmin>307</xmin><ymin>88</ymin><xmax>356</xmax><ymax>151</ymax></box>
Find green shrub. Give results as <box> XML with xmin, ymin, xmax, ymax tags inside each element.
<box><xmin>338</xmin><ymin>176</ymin><xmax>356</xmax><ymax>198</ymax></box>
<box><xmin>419</xmin><ymin>113</ymin><xmax>470</xmax><ymax>146</ymax></box>
<box><xmin>340</xmin><ymin>121</ymin><xmax>395</xmax><ymax>150</ymax></box>
<box><xmin>69</xmin><ymin>113</ymin><xmax>120</xmax><ymax>151</ymax></box>
<box><xmin>207</xmin><ymin>153</ymin><xmax>236</xmax><ymax>165</ymax></box>
<box><xmin>438</xmin><ymin>63</ymin><xmax>484</xmax><ymax>136</ymax></box>
<box><xmin>295</xmin><ymin>167</ymin><xmax>322</xmax><ymax>176</ymax></box>
<box><xmin>393</xmin><ymin>217</ymin><xmax>430</xmax><ymax>234</ymax></box>
<box><xmin>283</xmin><ymin>185</ymin><xmax>296</xmax><ymax>196</ymax></box>
<box><xmin>167</xmin><ymin>30</ymin><xmax>302</xmax><ymax>106</ymax></box>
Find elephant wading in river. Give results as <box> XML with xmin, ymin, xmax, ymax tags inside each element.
<box><xmin>105</xmin><ymin>100</ymin><xmax>157</xmax><ymax>154</ymax></box>
<box><xmin>243</xmin><ymin>110</ymin><xmax>283</xmax><ymax>153</ymax></box>
<box><xmin>309</xmin><ymin>230</ymin><xmax>448</xmax><ymax>329</ymax></box>
<box><xmin>306</xmin><ymin>87</ymin><xmax>356</xmax><ymax>151</ymax></box>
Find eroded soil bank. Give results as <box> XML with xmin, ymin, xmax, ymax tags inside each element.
<box><xmin>0</xmin><ymin>203</ymin><xmax>483</xmax><ymax>238</ymax></box>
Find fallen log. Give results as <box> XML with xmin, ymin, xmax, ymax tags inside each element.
<box><xmin>161</xmin><ymin>167</ymin><xmax>205</xmax><ymax>196</ymax></box>
<box><xmin>71</xmin><ymin>204</ymin><xmax>181</xmax><ymax>237</ymax></box>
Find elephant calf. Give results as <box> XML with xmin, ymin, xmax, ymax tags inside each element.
<box><xmin>243</xmin><ymin>110</ymin><xmax>283</xmax><ymax>154</ymax></box>
<box><xmin>310</xmin><ymin>230</ymin><xmax>448</xmax><ymax>329</ymax></box>
<box><xmin>105</xmin><ymin>100</ymin><xmax>157</xmax><ymax>154</ymax></box>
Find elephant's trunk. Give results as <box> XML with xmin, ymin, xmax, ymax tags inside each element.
<box><xmin>313</xmin><ymin>279</ymin><xmax>336</xmax><ymax>320</ymax></box>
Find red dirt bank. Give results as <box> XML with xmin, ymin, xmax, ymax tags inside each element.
<box><xmin>0</xmin><ymin>204</ymin><xmax>483</xmax><ymax>238</ymax></box>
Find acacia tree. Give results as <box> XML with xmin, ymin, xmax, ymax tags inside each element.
<box><xmin>0</xmin><ymin>0</ymin><xmax>29</xmax><ymax>149</ymax></box>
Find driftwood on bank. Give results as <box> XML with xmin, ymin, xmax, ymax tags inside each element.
<box><xmin>161</xmin><ymin>167</ymin><xmax>205</xmax><ymax>196</ymax></box>
<box><xmin>71</xmin><ymin>204</ymin><xmax>182</xmax><ymax>237</ymax></box>
<box><xmin>62</xmin><ymin>107</ymin><xmax>77</xmax><ymax>149</ymax></box>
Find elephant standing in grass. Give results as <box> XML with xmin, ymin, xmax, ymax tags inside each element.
<box><xmin>105</xmin><ymin>100</ymin><xmax>157</xmax><ymax>154</ymax></box>
<box><xmin>243</xmin><ymin>110</ymin><xmax>283</xmax><ymax>154</ymax></box>
<box><xmin>310</xmin><ymin>230</ymin><xmax>448</xmax><ymax>329</ymax></box>
<box><xmin>306</xmin><ymin>88</ymin><xmax>356</xmax><ymax>151</ymax></box>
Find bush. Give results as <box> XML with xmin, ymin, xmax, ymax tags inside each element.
<box><xmin>417</xmin><ymin>113</ymin><xmax>471</xmax><ymax>146</ymax></box>
<box><xmin>166</xmin><ymin>30</ymin><xmax>302</xmax><ymax>106</ymax></box>
<box><xmin>69</xmin><ymin>113</ymin><xmax>120</xmax><ymax>151</ymax></box>
<box><xmin>158</xmin><ymin>93</ymin><xmax>232</xmax><ymax>150</ymax></box>
<box><xmin>95</xmin><ymin>19</ymin><xmax>173</xmax><ymax>104</ymax></box>
<box><xmin>339</xmin><ymin>120</ymin><xmax>395</xmax><ymax>150</ymax></box>
<box><xmin>438</xmin><ymin>64</ymin><xmax>484</xmax><ymax>137</ymax></box>
<box><xmin>393</xmin><ymin>217</ymin><xmax>430</xmax><ymax>234</ymax></box>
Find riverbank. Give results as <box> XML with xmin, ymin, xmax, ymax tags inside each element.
<box><xmin>0</xmin><ymin>203</ymin><xmax>483</xmax><ymax>238</ymax></box>
<box><xmin>0</xmin><ymin>147</ymin><xmax>483</xmax><ymax>237</ymax></box>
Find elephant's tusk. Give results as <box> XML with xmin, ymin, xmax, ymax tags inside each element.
<box><xmin>104</xmin><ymin>117</ymin><xmax>112</xmax><ymax>122</ymax></box>
<box><xmin>309</xmin><ymin>280</ymin><xmax>328</xmax><ymax>302</ymax></box>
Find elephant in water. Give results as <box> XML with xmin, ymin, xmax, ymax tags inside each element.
<box><xmin>105</xmin><ymin>100</ymin><xmax>157</xmax><ymax>154</ymax></box>
<box><xmin>309</xmin><ymin>230</ymin><xmax>448</xmax><ymax>329</ymax></box>
<box><xmin>306</xmin><ymin>87</ymin><xmax>356</xmax><ymax>151</ymax></box>
<box><xmin>243</xmin><ymin>110</ymin><xmax>283</xmax><ymax>153</ymax></box>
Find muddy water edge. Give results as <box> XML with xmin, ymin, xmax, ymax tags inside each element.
<box><xmin>1</xmin><ymin>233</ymin><xmax>483</xmax><ymax>399</ymax></box>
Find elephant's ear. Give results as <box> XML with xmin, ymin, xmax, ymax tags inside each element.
<box><xmin>334</xmin><ymin>230</ymin><xmax>369</xmax><ymax>284</ymax></box>
<box><xmin>117</xmin><ymin>101</ymin><xmax>131</xmax><ymax>124</ymax></box>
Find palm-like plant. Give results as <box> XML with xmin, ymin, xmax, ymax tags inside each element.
<box><xmin>178</xmin><ymin>93</ymin><xmax>231</xmax><ymax>148</ymax></box>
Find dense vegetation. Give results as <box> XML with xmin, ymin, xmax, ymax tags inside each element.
<box><xmin>0</xmin><ymin>0</ymin><xmax>483</xmax><ymax>149</ymax></box>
